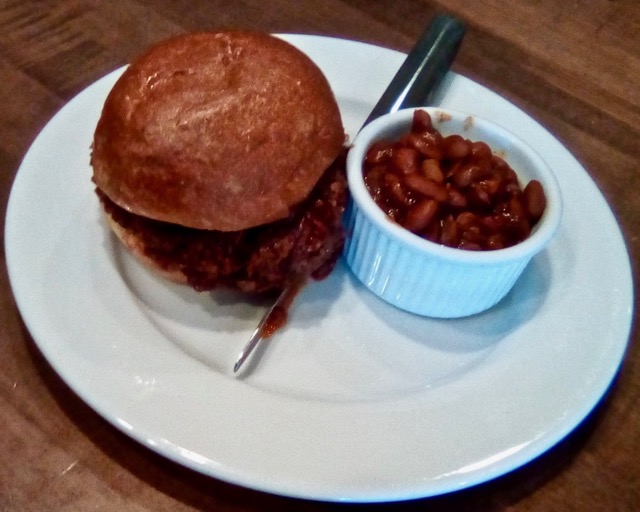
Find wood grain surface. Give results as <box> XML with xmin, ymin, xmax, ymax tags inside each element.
<box><xmin>1</xmin><ymin>1</ymin><xmax>638</xmax><ymax>510</ymax></box>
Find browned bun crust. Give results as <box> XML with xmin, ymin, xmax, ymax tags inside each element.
<box><xmin>104</xmin><ymin>213</ymin><xmax>188</xmax><ymax>285</ymax></box>
<box><xmin>91</xmin><ymin>31</ymin><xmax>344</xmax><ymax>231</ymax></box>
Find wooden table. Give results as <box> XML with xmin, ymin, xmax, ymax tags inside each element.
<box><xmin>1</xmin><ymin>1</ymin><xmax>638</xmax><ymax>510</ymax></box>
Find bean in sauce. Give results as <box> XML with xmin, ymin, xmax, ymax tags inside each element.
<box><xmin>363</xmin><ymin>109</ymin><xmax>546</xmax><ymax>251</ymax></box>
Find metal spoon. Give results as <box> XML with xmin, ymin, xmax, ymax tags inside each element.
<box><xmin>233</xmin><ymin>14</ymin><xmax>467</xmax><ymax>374</ymax></box>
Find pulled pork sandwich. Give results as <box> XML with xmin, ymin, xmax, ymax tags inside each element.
<box><xmin>91</xmin><ymin>31</ymin><xmax>347</xmax><ymax>293</ymax></box>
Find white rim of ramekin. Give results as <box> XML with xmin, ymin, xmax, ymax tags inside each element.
<box><xmin>347</xmin><ymin>107</ymin><xmax>563</xmax><ymax>265</ymax></box>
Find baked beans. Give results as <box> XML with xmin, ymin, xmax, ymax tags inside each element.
<box><xmin>363</xmin><ymin>109</ymin><xmax>546</xmax><ymax>251</ymax></box>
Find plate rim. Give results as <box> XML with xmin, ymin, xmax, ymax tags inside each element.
<box><xmin>4</xmin><ymin>33</ymin><xmax>634</xmax><ymax>503</ymax></box>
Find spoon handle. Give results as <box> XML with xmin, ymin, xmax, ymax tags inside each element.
<box><xmin>233</xmin><ymin>15</ymin><xmax>466</xmax><ymax>374</ymax></box>
<box><xmin>363</xmin><ymin>13</ymin><xmax>466</xmax><ymax>126</ymax></box>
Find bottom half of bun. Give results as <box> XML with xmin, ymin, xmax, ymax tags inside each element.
<box><xmin>104</xmin><ymin>213</ymin><xmax>189</xmax><ymax>285</ymax></box>
<box><xmin>96</xmin><ymin>151</ymin><xmax>348</xmax><ymax>294</ymax></box>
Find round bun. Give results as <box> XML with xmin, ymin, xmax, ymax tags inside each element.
<box><xmin>91</xmin><ymin>31</ymin><xmax>344</xmax><ymax>231</ymax></box>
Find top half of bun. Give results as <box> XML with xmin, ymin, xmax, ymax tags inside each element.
<box><xmin>91</xmin><ymin>31</ymin><xmax>344</xmax><ymax>231</ymax></box>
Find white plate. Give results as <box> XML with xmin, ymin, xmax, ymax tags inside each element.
<box><xmin>5</xmin><ymin>35</ymin><xmax>634</xmax><ymax>502</ymax></box>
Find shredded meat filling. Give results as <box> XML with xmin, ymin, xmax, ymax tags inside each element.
<box><xmin>97</xmin><ymin>150</ymin><xmax>348</xmax><ymax>293</ymax></box>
